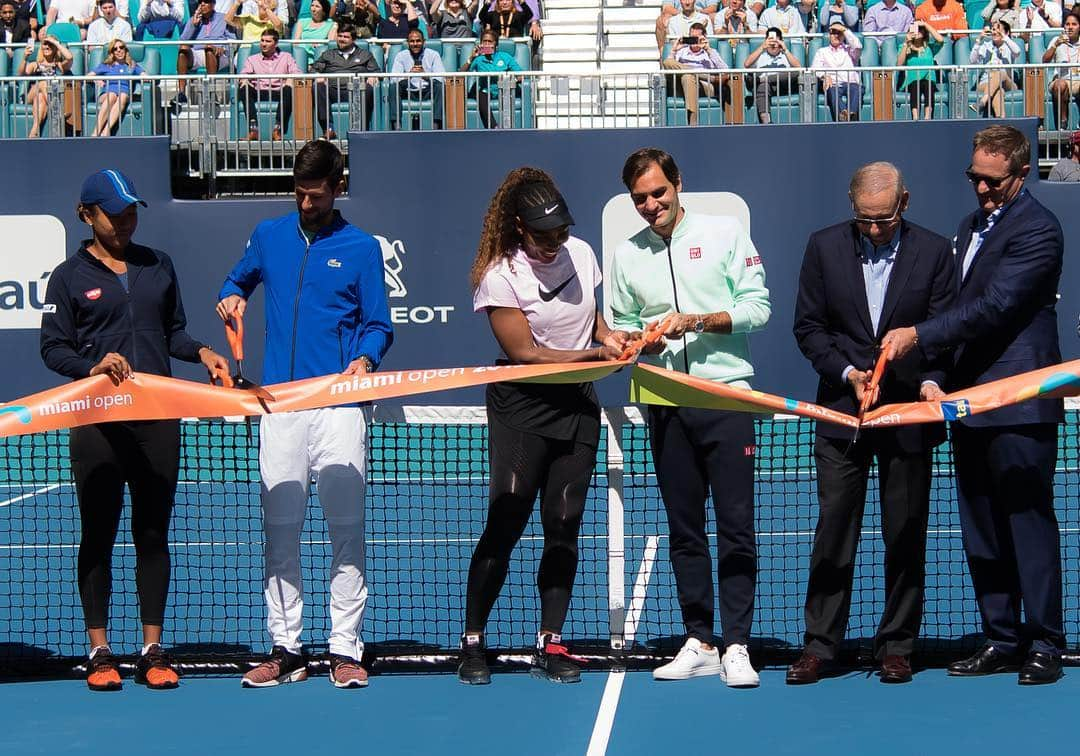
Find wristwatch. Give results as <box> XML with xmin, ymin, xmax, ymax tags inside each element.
<box><xmin>693</xmin><ymin>317</ymin><xmax>705</xmax><ymax>334</ymax></box>
<box><xmin>357</xmin><ymin>355</ymin><xmax>374</xmax><ymax>372</ymax></box>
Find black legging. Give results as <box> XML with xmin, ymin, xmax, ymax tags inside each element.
<box><xmin>69</xmin><ymin>419</ymin><xmax>180</xmax><ymax>629</ymax></box>
<box><xmin>465</xmin><ymin>413</ymin><xmax>596</xmax><ymax>634</ymax></box>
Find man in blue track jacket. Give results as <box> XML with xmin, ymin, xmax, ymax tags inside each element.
<box><xmin>217</xmin><ymin>141</ymin><xmax>393</xmax><ymax>690</ymax></box>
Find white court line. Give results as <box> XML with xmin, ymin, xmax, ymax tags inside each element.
<box><xmin>587</xmin><ymin>535</ymin><xmax>659</xmax><ymax>756</ymax></box>
<box><xmin>0</xmin><ymin>484</ymin><xmax>60</xmax><ymax>508</ymax></box>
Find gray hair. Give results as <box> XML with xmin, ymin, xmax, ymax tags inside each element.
<box><xmin>848</xmin><ymin>162</ymin><xmax>906</xmax><ymax>203</ymax></box>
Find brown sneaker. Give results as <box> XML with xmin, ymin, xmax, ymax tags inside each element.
<box><xmin>242</xmin><ymin>646</ymin><xmax>308</xmax><ymax>688</ymax></box>
<box><xmin>786</xmin><ymin>651</ymin><xmax>825</xmax><ymax>685</ymax></box>
<box><xmin>329</xmin><ymin>654</ymin><xmax>369</xmax><ymax>689</ymax></box>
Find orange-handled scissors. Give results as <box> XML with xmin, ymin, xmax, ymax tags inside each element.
<box><xmin>618</xmin><ymin>314</ymin><xmax>676</xmax><ymax>361</ymax></box>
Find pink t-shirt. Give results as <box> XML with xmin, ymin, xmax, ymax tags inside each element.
<box><xmin>473</xmin><ymin>236</ymin><xmax>602</xmax><ymax>352</ymax></box>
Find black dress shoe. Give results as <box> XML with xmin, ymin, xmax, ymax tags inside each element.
<box><xmin>947</xmin><ymin>645</ymin><xmax>1023</xmax><ymax>676</ymax></box>
<box><xmin>1018</xmin><ymin>652</ymin><xmax>1063</xmax><ymax>685</ymax></box>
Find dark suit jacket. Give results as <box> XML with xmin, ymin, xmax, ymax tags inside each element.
<box><xmin>918</xmin><ymin>190</ymin><xmax>1064</xmax><ymax>427</ymax></box>
<box><xmin>0</xmin><ymin>18</ymin><xmax>31</xmax><ymax>45</ymax></box>
<box><xmin>793</xmin><ymin>219</ymin><xmax>955</xmax><ymax>451</ymax></box>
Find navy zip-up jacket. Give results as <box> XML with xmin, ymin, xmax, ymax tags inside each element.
<box><xmin>40</xmin><ymin>242</ymin><xmax>207</xmax><ymax>379</ymax></box>
<box><xmin>218</xmin><ymin>210</ymin><xmax>393</xmax><ymax>384</ymax></box>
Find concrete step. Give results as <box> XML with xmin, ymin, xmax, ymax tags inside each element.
<box><xmin>536</xmin><ymin>114</ymin><xmax>655</xmax><ymax>128</ymax></box>
<box><xmin>603</xmin><ymin>32</ymin><xmax>657</xmax><ymax>49</ymax></box>
<box><xmin>541</xmin><ymin>60</ymin><xmax>602</xmax><ymax>73</ymax></box>
<box><xmin>544</xmin><ymin>0</ymin><xmax>602</xmax><ymax>9</ymax></box>
<box><xmin>544</xmin><ymin>21</ymin><xmax>601</xmax><ymax>34</ymax></box>
<box><xmin>599</xmin><ymin>59</ymin><xmax>660</xmax><ymax>73</ymax></box>
<box><xmin>542</xmin><ymin>33</ymin><xmax>600</xmax><ymax>50</ymax></box>
<box><xmin>601</xmin><ymin>46</ymin><xmax>660</xmax><ymax>61</ymax></box>
<box><xmin>546</xmin><ymin>7</ymin><xmax>601</xmax><ymax>22</ymax></box>
<box><xmin>602</xmin><ymin>6</ymin><xmax>658</xmax><ymax>23</ymax></box>
<box><xmin>542</xmin><ymin>49</ymin><xmax>599</xmax><ymax>62</ymax></box>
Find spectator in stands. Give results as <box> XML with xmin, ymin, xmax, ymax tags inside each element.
<box><xmin>430</xmin><ymin>0</ymin><xmax>477</xmax><ymax>37</ymax></box>
<box><xmin>331</xmin><ymin>0</ymin><xmax>377</xmax><ymax>38</ymax></box>
<box><xmin>462</xmin><ymin>27</ymin><xmax>522</xmax><ymax>127</ymax></box>
<box><xmin>812</xmin><ymin>21</ymin><xmax>863</xmax><ymax>121</ymax></box>
<box><xmin>18</xmin><ymin>36</ymin><xmax>73</xmax><ymax>138</ymax></box>
<box><xmin>176</xmin><ymin>0</ymin><xmax>235</xmax><ymax>104</ymax></box>
<box><xmin>759</xmin><ymin>0</ymin><xmax>805</xmax><ymax>36</ymax></box>
<box><xmin>862</xmin><ymin>0</ymin><xmax>914</xmax><ymax>46</ymax></box>
<box><xmin>45</xmin><ymin>0</ymin><xmax>95</xmax><ymax>39</ymax></box>
<box><xmin>0</xmin><ymin>0</ymin><xmax>32</xmax><ymax>51</ymax></box>
<box><xmin>135</xmin><ymin>0</ymin><xmax>185</xmax><ymax>40</ymax></box>
<box><xmin>745</xmin><ymin>26</ymin><xmax>798</xmax><ymax>123</ymax></box>
<box><xmin>226</xmin><ymin>0</ymin><xmax>287</xmax><ymax>41</ymax></box>
<box><xmin>970</xmin><ymin>20</ymin><xmax>1021</xmax><ymax>118</ymax></box>
<box><xmin>87</xmin><ymin>0</ymin><xmax>134</xmax><ymax>48</ymax></box>
<box><xmin>293</xmin><ymin>0</ymin><xmax>337</xmax><ymax>56</ymax></box>
<box><xmin>89</xmin><ymin>38</ymin><xmax>147</xmax><ymax>135</ymax></box>
<box><xmin>311</xmin><ymin>23</ymin><xmax>377</xmax><ymax>136</ymax></box>
<box><xmin>390</xmin><ymin>28</ymin><xmax>444</xmax><ymax>129</ymax></box>
<box><xmin>1022</xmin><ymin>0</ymin><xmax>1063</xmax><ymax>32</ymax></box>
<box><xmin>1048</xmin><ymin>129</ymin><xmax>1080</xmax><ymax>180</ymax></box>
<box><xmin>981</xmin><ymin>0</ymin><xmax>1022</xmax><ymax>32</ymax></box>
<box><xmin>898</xmin><ymin>19</ymin><xmax>944</xmax><ymax>120</ymax></box>
<box><xmin>797</xmin><ymin>0</ymin><xmax>818</xmax><ymax>35</ymax></box>
<box><xmin>667</xmin><ymin>0</ymin><xmax>714</xmax><ymax>43</ymax></box>
<box><xmin>479</xmin><ymin>0</ymin><xmax>540</xmax><ymax>41</ymax></box>
<box><xmin>376</xmin><ymin>0</ymin><xmax>419</xmax><ymax>37</ymax></box>
<box><xmin>661</xmin><ymin>22</ymin><xmax>728</xmax><ymax>126</ymax></box>
<box><xmin>239</xmin><ymin>28</ymin><xmax>298</xmax><ymax>139</ymax></box>
<box><xmin>1044</xmin><ymin>12</ymin><xmax>1080</xmax><ymax>128</ymax></box>
<box><xmin>656</xmin><ymin>0</ymin><xmax>716</xmax><ymax>50</ymax></box>
<box><xmin>914</xmin><ymin>0</ymin><xmax>967</xmax><ymax>41</ymax></box>
<box><xmin>10</xmin><ymin>0</ymin><xmax>37</xmax><ymax>39</ymax></box>
<box><xmin>720</xmin><ymin>0</ymin><xmax>760</xmax><ymax>36</ymax></box>
<box><xmin>818</xmin><ymin>0</ymin><xmax>857</xmax><ymax>31</ymax></box>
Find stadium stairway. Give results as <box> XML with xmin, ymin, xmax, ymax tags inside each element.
<box><xmin>537</xmin><ymin>0</ymin><xmax>659</xmax><ymax>127</ymax></box>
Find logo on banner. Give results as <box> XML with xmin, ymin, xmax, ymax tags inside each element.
<box><xmin>0</xmin><ymin>405</ymin><xmax>32</xmax><ymax>424</ymax></box>
<box><xmin>374</xmin><ymin>234</ymin><xmax>455</xmax><ymax>326</ymax></box>
<box><xmin>940</xmin><ymin>399</ymin><xmax>971</xmax><ymax>421</ymax></box>
<box><xmin>0</xmin><ymin>215</ymin><xmax>66</xmax><ymax>330</ymax></box>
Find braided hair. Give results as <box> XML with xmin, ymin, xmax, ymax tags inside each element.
<box><xmin>469</xmin><ymin>166</ymin><xmax>562</xmax><ymax>292</ymax></box>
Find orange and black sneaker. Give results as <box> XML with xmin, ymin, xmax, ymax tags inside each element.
<box><xmin>86</xmin><ymin>646</ymin><xmax>122</xmax><ymax>692</ymax></box>
<box><xmin>134</xmin><ymin>644</ymin><xmax>180</xmax><ymax>690</ymax></box>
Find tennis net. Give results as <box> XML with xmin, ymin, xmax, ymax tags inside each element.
<box><xmin>1</xmin><ymin>407</ymin><xmax>1078</xmax><ymax>675</ymax></box>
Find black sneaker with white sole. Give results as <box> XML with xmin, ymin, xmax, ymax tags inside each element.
<box><xmin>531</xmin><ymin>633</ymin><xmax>584</xmax><ymax>683</ymax></box>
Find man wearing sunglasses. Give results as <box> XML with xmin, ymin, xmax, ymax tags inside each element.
<box><xmin>789</xmin><ymin>162</ymin><xmax>954</xmax><ymax>685</ymax></box>
<box><xmin>882</xmin><ymin>125</ymin><xmax>1066</xmax><ymax>685</ymax></box>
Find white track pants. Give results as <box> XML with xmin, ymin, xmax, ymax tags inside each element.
<box><xmin>259</xmin><ymin>406</ymin><xmax>369</xmax><ymax>659</ymax></box>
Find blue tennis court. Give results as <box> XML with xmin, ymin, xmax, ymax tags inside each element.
<box><xmin>2</xmin><ymin>412</ymin><xmax>1079</xmax><ymax>754</ymax></box>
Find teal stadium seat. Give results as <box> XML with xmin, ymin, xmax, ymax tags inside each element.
<box><xmin>885</xmin><ymin>34</ymin><xmax>953</xmax><ymax>119</ymax></box>
<box><xmin>41</xmin><ymin>22</ymin><xmax>82</xmax><ymax>45</ymax></box>
<box><xmin>956</xmin><ymin>33</ymin><xmax>1027</xmax><ymax>116</ymax></box>
<box><xmin>7</xmin><ymin>42</ymin><xmax>86</xmax><ymax>137</ymax></box>
<box><xmin>83</xmin><ymin>43</ymin><xmax>162</xmax><ymax>136</ymax></box>
<box><xmin>766</xmin><ymin>39</ymin><xmax>805</xmax><ymax>124</ymax></box>
<box><xmin>131</xmin><ymin>0</ymin><xmax>191</xmax><ymax>76</ymax></box>
<box><xmin>231</xmin><ymin>42</ymin><xmax>309</xmax><ymax>139</ymax></box>
<box><xmin>1029</xmin><ymin>31</ymin><xmax>1080</xmax><ymax>129</ymax></box>
<box><xmin>807</xmin><ymin>33</ymin><xmax>877</xmax><ymax>121</ymax></box>
<box><xmin>311</xmin><ymin>39</ymin><xmax>385</xmax><ymax>133</ymax></box>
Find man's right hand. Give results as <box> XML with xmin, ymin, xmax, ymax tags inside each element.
<box><xmin>847</xmin><ymin>368</ymin><xmax>874</xmax><ymax>404</ymax></box>
<box><xmin>90</xmin><ymin>352</ymin><xmax>133</xmax><ymax>385</ymax></box>
<box><xmin>216</xmin><ymin>295</ymin><xmax>247</xmax><ymax>322</ymax></box>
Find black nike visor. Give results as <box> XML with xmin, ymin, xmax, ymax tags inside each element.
<box><xmin>517</xmin><ymin>187</ymin><xmax>576</xmax><ymax>232</ymax></box>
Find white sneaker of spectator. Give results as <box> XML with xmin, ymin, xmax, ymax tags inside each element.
<box><xmin>720</xmin><ymin>643</ymin><xmax>760</xmax><ymax>688</ymax></box>
<box><xmin>652</xmin><ymin>637</ymin><xmax>723</xmax><ymax>680</ymax></box>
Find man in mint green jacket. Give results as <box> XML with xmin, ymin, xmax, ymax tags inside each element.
<box><xmin>609</xmin><ymin>147</ymin><xmax>770</xmax><ymax>688</ymax></box>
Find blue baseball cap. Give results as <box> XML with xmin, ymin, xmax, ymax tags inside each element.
<box><xmin>79</xmin><ymin>169</ymin><xmax>148</xmax><ymax>215</ymax></box>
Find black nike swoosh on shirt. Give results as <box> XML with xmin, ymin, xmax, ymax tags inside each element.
<box><xmin>538</xmin><ymin>273</ymin><xmax>577</xmax><ymax>302</ymax></box>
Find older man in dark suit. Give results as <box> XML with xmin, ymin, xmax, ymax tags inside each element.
<box><xmin>883</xmin><ymin>125</ymin><xmax>1066</xmax><ymax>685</ymax></box>
<box><xmin>790</xmin><ymin>162</ymin><xmax>955</xmax><ymax>685</ymax></box>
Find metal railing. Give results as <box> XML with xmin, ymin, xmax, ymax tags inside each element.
<box><xmin>1</xmin><ymin>62</ymin><xmax>1074</xmax><ymax>177</ymax></box>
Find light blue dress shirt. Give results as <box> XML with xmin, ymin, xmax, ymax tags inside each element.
<box><xmin>841</xmin><ymin>226</ymin><xmax>899</xmax><ymax>384</ymax></box>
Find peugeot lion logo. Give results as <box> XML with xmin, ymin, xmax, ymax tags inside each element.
<box><xmin>374</xmin><ymin>234</ymin><xmax>454</xmax><ymax>325</ymax></box>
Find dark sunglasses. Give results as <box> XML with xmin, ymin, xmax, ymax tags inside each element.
<box><xmin>964</xmin><ymin>167</ymin><xmax>1012</xmax><ymax>189</ymax></box>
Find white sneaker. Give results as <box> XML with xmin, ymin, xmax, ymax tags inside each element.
<box><xmin>720</xmin><ymin>643</ymin><xmax>760</xmax><ymax>688</ymax></box>
<box><xmin>652</xmin><ymin>637</ymin><xmax>723</xmax><ymax>680</ymax></box>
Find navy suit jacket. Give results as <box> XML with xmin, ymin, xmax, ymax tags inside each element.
<box><xmin>793</xmin><ymin>219</ymin><xmax>955</xmax><ymax>451</ymax></box>
<box><xmin>918</xmin><ymin>190</ymin><xmax>1064</xmax><ymax>428</ymax></box>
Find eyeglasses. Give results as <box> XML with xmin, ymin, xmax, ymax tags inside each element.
<box><xmin>829</xmin><ymin>28</ymin><xmax>844</xmax><ymax>34</ymax></box>
<box><xmin>852</xmin><ymin>197</ymin><xmax>903</xmax><ymax>226</ymax></box>
<box><xmin>964</xmin><ymin>167</ymin><xmax>1012</xmax><ymax>189</ymax></box>
<box><xmin>113</xmin><ymin>44</ymin><xmax>126</xmax><ymax>50</ymax></box>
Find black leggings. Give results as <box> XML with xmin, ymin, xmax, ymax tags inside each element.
<box><xmin>465</xmin><ymin>415</ymin><xmax>596</xmax><ymax>634</ymax></box>
<box><xmin>69</xmin><ymin>420</ymin><xmax>180</xmax><ymax>629</ymax></box>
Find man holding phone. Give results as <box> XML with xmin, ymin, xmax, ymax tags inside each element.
<box><xmin>661</xmin><ymin>23</ymin><xmax>728</xmax><ymax>125</ymax></box>
<box><xmin>744</xmin><ymin>27</ymin><xmax>798</xmax><ymax>123</ymax></box>
<box><xmin>389</xmin><ymin>28</ymin><xmax>445</xmax><ymax>130</ymax></box>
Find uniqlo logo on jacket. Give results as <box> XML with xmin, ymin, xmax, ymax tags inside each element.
<box><xmin>689</xmin><ymin>247</ymin><xmax>701</xmax><ymax>259</ymax></box>
<box><xmin>84</xmin><ymin>288</ymin><xmax>102</xmax><ymax>301</ymax></box>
